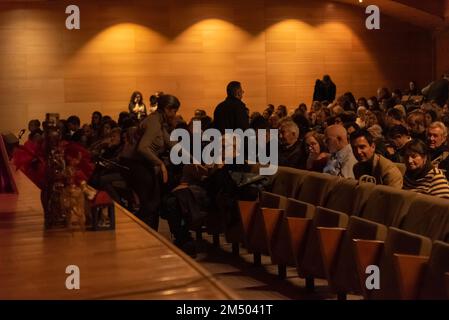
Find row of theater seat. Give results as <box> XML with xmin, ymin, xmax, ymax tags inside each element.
<box><xmin>203</xmin><ymin>167</ymin><xmax>449</xmax><ymax>300</ymax></box>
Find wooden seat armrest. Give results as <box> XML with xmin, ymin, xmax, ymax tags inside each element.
<box><xmin>317</xmin><ymin>227</ymin><xmax>346</xmax><ymax>279</ymax></box>
<box><xmin>393</xmin><ymin>253</ymin><xmax>429</xmax><ymax>300</ymax></box>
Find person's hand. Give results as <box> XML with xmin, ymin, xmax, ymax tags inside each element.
<box><xmin>161</xmin><ymin>163</ymin><xmax>168</xmax><ymax>184</ymax></box>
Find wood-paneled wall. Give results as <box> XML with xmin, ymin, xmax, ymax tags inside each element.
<box><xmin>436</xmin><ymin>28</ymin><xmax>449</xmax><ymax>78</ymax></box>
<box><xmin>0</xmin><ymin>0</ymin><xmax>433</xmax><ymax>134</ymax></box>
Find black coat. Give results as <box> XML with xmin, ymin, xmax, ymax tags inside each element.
<box><xmin>213</xmin><ymin>96</ymin><xmax>249</xmax><ymax>133</ymax></box>
<box><xmin>427</xmin><ymin>78</ymin><xmax>449</xmax><ymax>107</ymax></box>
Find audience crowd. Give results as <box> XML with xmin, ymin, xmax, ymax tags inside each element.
<box><xmin>16</xmin><ymin>74</ymin><xmax>449</xmax><ymax>253</ymax></box>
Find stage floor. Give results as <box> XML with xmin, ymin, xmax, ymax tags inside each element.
<box><xmin>0</xmin><ymin>169</ymin><xmax>236</xmax><ymax>300</ymax></box>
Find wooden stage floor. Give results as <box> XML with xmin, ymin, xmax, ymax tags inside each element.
<box><xmin>0</xmin><ymin>170</ymin><xmax>236</xmax><ymax>300</ymax></box>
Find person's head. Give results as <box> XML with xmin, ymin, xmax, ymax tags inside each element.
<box><xmin>118</xmin><ymin>111</ymin><xmax>130</xmax><ymax>127</ymax></box>
<box><xmin>403</xmin><ymin>139</ymin><xmax>432</xmax><ymax>172</ymax></box>
<box><xmin>91</xmin><ymin>111</ymin><xmax>102</xmax><ymax>127</ymax></box>
<box><xmin>322</xmin><ymin>75</ymin><xmax>332</xmax><ymax>84</ymax></box>
<box><xmin>28</xmin><ymin>119</ymin><xmax>41</xmax><ymax>132</ymax></box>
<box><xmin>194</xmin><ymin>109</ymin><xmax>206</xmax><ymax>119</ymax></box>
<box><xmin>424</xmin><ymin>110</ymin><xmax>437</xmax><ymax>127</ymax></box>
<box><xmin>250</xmin><ymin>115</ymin><xmax>269</xmax><ymax>131</ymax></box>
<box><xmin>392</xmin><ymin>89</ymin><xmax>402</xmax><ymax>100</ymax></box>
<box><xmin>312</xmin><ymin>101</ymin><xmax>322</xmax><ymax>113</ymax></box>
<box><xmin>82</xmin><ymin>124</ymin><xmax>93</xmax><ymax>137</ymax></box>
<box><xmin>345</xmin><ymin>122</ymin><xmax>360</xmax><ymax>135</ymax></box>
<box><xmin>409</xmin><ymin>81</ymin><xmax>417</xmax><ymax>91</ymax></box>
<box><xmin>304</xmin><ymin>131</ymin><xmax>326</xmax><ymax>156</ymax></box>
<box><xmin>130</xmin><ymin>91</ymin><xmax>143</xmax><ymax>104</ymax></box>
<box><xmin>276</xmin><ymin>105</ymin><xmax>288</xmax><ymax>118</ymax></box>
<box><xmin>226</xmin><ymin>81</ymin><xmax>243</xmax><ymax>100</ymax></box>
<box><xmin>324</xmin><ymin>124</ymin><xmax>349</xmax><ymax>153</ymax></box>
<box><xmin>297</xmin><ymin>103</ymin><xmax>308</xmax><ymax>114</ymax></box>
<box><xmin>407</xmin><ymin>111</ymin><xmax>427</xmax><ymax>135</ymax></box>
<box><xmin>28</xmin><ymin>129</ymin><xmax>43</xmax><ymax>144</ymax></box>
<box><xmin>388</xmin><ymin>125</ymin><xmax>410</xmax><ymax>149</ymax></box>
<box><xmin>279</xmin><ymin>119</ymin><xmax>300</xmax><ymax>147</ymax></box>
<box><xmin>357</xmin><ymin>97</ymin><xmax>368</xmax><ymax>109</ymax></box>
<box><xmin>66</xmin><ymin>115</ymin><xmax>80</xmax><ymax>131</ymax></box>
<box><xmin>262</xmin><ymin>108</ymin><xmax>272</xmax><ymax>119</ymax></box>
<box><xmin>350</xmin><ymin>129</ymin><xmax>376</xmax><ymax>162</ymax></box>
<box><xmin>385</xmin><ymin>108</ymin><xmax>404</xmax><ymax>128</ymax></box>
<box><xmin>268</xmin><ymin>113</ymin><xmax>280</xmax><ymax>129</ymax></box>
<box><xmin>357</xmin><ymin>106</ymin><xmax>367</xmax><ymax>119</ymax></box>
<box><xmin>367</xmin><ymin>96</ymin><xmax>380</xmax><ymax>111</ymax></box>
<box><xmin>100</xmin><ymin>120</ymin><xmax>116</xmax><ymax>138</ymax></box>
<box><xmin>427</xmin><ymin>121</ymin><xmax>447</xmax><ymax>150</ymax></box>
<box><xmin>110</xmin><ymin>127</ymin><xmax>122</xmax><ymax>147</ymax></box>
<box><xmin>365</xmin><ymin>110</ymin><xmax>379</xmax><ymax>128</ymax></box>
<box><xmin>156</xmin><ymin>94</ymin><xmax>181</xmax><ymax>121</ymax></box>
<box><xmin>377</xmin><ymin>87</ymin><xmax>391</xmax><ymax>101</ymax></box>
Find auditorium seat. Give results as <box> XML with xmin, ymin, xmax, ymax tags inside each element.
<box><xmin>261</xmin><ymin>198</ymin><xmax>315</xmax><ymax>278</ymax></box>
<box><xmin>351</xmin><ymin>181</ymin><xmax>377</xmax><ymax>216</ymax></box>
<box><xmin>288</xmin><ymin>206</ymin><xmax>348</xmax><ymax>291</ymax></box>
<box><xmin>399</xmin><ymin>194</ymin><xmax>449</xmax><ymax>241</ymax></box>
<box><xmin>323</xmin><ymin>178</ymin><xmax>358</xmax><ymax>214</ymax></box>
<box><xmin>297</xmin><ymin>173</ymin><xmax>339</xmax><ymax>206</ymax></box>
<box><xmin>318</xmin><ymin>216</ymin><xmax>388</xmax><ymax>300</ymax></box>
<box><xmin>357</xmin><ymin>185</ymin><xmax>417</xmax><ymax>227</ymax></box>
<box><xmin>394</xmin><ymin>241</ymin><xmax>449</xmax><ymax>300</ymax></box>
<box><xmin>353</xmin><ymin>227</ymin><xmax>432</xmax><ymax>300</ymax></box>
<box><xmin>270</xmin><ymin>167</ymin><xmax>311</xmax><ymax>198</ymax></box>
<box><xmin>236</xmin><ymin>192</ymin><xmax>287</xmax><ymax>265</ymax></box>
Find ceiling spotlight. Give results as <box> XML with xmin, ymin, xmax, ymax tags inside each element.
<box><xmin>359</xmin><ymin>0</ymin><xmax>363</xmax><ymax>3</ymax></box>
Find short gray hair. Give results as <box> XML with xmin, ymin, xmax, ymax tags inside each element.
<box><xmin>428</xmin><ymin>121</ymin><xmax>448</xmax><ymax>137</ymax></box>
<box><xmin>279</xmin><ymin>119</ymin><xmax>299</xmax><ymax>137</ymax></box>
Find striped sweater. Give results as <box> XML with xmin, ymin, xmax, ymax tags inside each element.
<box><xmin>403</xmin><ymin>168</ymin><xmax>449</xmax><ymax>199</ymax></box>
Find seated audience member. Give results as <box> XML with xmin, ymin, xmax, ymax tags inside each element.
<box><xmin>66</xmin><ymin>115</ymin><xmax>83</xmax><ymax>142</ymax></box>
<box><xmin>323</xmin><ymin>124</ymin><xmax>357</xmax><ymax>178</ymax></box>
<box><xmin>262</xmin><ymin>104</ymin><xmax>275</xmax><ymax>119</ymax></box>
<box><xmin>406</xmin><ymin>81</ymin><xmax>420</xmax><ymax>96</ymax></box>
<box><xmin>91</xmin><ymin>111</ymin><xmax>102</xmax><ymax>140</ymax></box>
<box><xmin>80</xmin><ymin>124</ymin><xmax>94</xmax><ymax>148</ymax></box>
<box><xmin>407</xmin><ymin>110</ymin><xmax>427</xmax><ymax>141</ymax></box>
<box><xmin>403</xmin><ymin>139</ymin><xmax>449</xmax><ymax>198</ymax></box>
<box><xmin>356</xmin><ymin>106</ymin><xmax>367</xmax><ymax>128</ymax></box>
<box><xmin>388</xmin><ymin>125</ymin><xmax>411</xmax><ymax>163</ymax></box>
<box><xmin>426</xmin><ymin>121</ymin><xmax>449</xmax><ymax>167</ymax></box>
<box><xmin>276</xmin><ymin>105</ymin><xmax>288</xmax><ymax>118</ymax></box>
<box><xmin>303</xmin><ymin>131</ymin><xmax>329</xmax><ymax>172</ymax></box>
<box><xmin>344</xmin><ymin>122</ymin><xmax>360</xmax><ymax>135</ymax></box>
<box><xmin>278</xmin><ymin>119</ymin><xmax>303</xmax><ymax>168</ymax></box>
<box><xmin>385</xmin><ymin>108</ymin><xmax>405</xmax><ymax>129</ymax></box>
<box><xmin>28</xmin><ymin>119</ymin><xmax>41</xmax><ymax>133</ymax></box>
<box><xmin>268</xmin><ymin>113</ymin><xmax>280</xmax><ymax>129</ymax></box>
<box><xmin>350</xmin><ymin>129</ymin><xmax>403</xmax><ymax>188</ymax></box>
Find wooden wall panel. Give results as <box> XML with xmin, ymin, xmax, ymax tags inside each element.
<box><xmin>436</xmin><ymin>29</ymin><xmax>449</xmax><ymax>77</ymax></box>
<box><xmin>0</xmin><ymin>0</ymin><xmax>434</xmax><ymax>134</ymax></box>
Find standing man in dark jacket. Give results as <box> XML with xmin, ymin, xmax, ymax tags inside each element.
<box><xmin>423</xmin><ymin>73</ymin><xmax>449</xmax><ymax>107</ymax></box>
<box><xmin>322</xmin><ymin>75</ymin><xmax>337</xmax><ymax>103</ymax></box>
<box><xmin>213</xmin><ymin>81</ymin><xmax>249</xmax><ymax>133</ymax></box>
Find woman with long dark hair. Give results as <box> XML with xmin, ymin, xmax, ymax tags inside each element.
<box><xmin>128</xmin><ymin>91</ymin><xmax>147</xmax><ymax>120</ymax></box>
<box><xmin>403</xmin><ymin>139</ymin><xmax>449</xmax><ymax>198</ymax></box>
